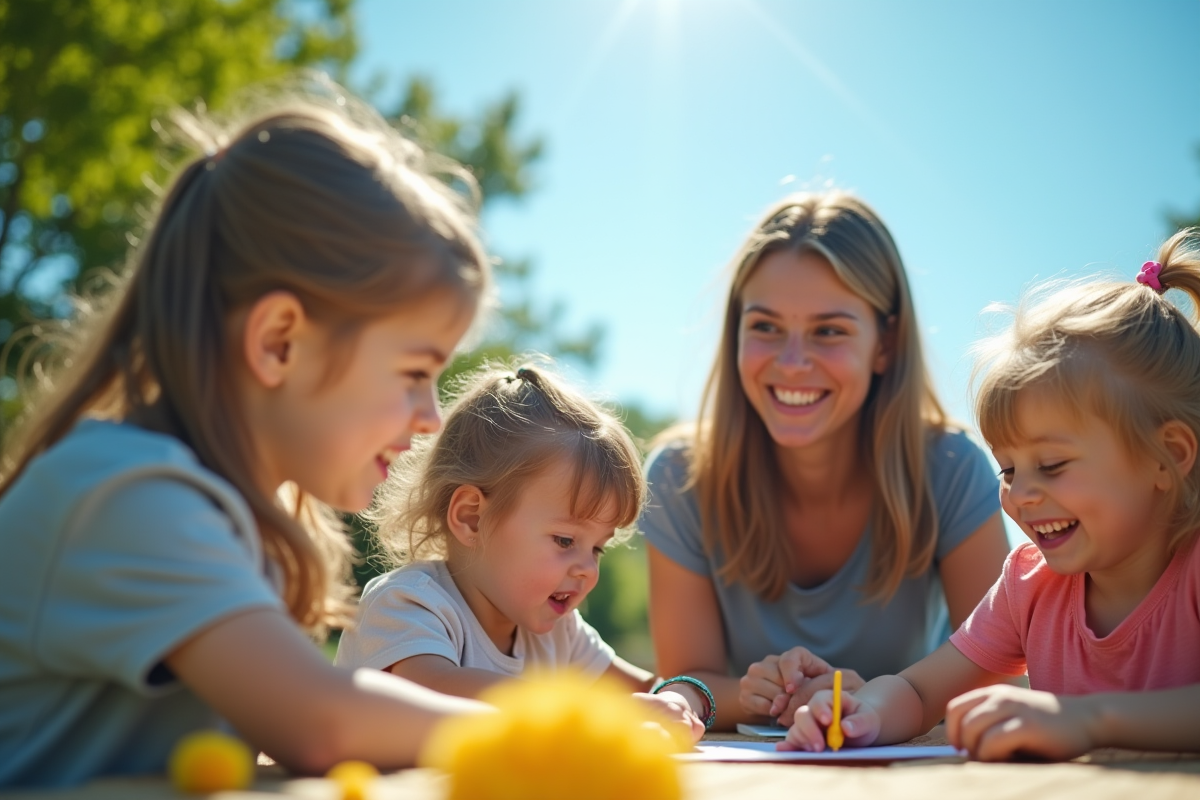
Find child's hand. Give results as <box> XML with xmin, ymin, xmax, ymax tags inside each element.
<box><xmin>740</xmin><ymin>646</ymin><xmax>843</xmax><ymax>723</ymax></box>
<box><xmin>633</xmin><ymin>691</ymin><xmax>706</xmax><ymax>745</ymax></box>
<box><xmin>945</xmin><ymin>684</ymin><xmax>1096</xmax><ymax>761</ymax></box>
<box><xmin>770</xmin><ymin>664</ymin><xmax>865</xmax><ymax>726</ymax></box>
<box><xmin>776</xmin><ymin>688</ymin><xmax>881</xmax><ymax>752</ymax></box>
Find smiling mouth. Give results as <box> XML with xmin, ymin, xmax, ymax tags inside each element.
<box><xmin>771</xmin><ymin>387</ymin><xmax>828</xmax><ymax>407</ymax></box>
<box><xmin>1030</xmin><ymin>519</ymin><xmax>1079</xmax><ymax>550</ymax></box>
<box><xmin>548</xmin><ymin>592</ymin><xmax>571</xmax><ymax>614</ymax></box>
<box><xmin>375</xmin><ymin>446</ymin><xmax>408</xmax><ymax>479</ymax></box>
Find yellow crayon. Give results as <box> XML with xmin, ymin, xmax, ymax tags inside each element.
<box><xmin>826</xmin><ymin>669</ymin><xmax>844</xmax><ymax>752</ymax></box>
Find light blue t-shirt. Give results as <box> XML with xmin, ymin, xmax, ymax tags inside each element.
<box><xmin>641</xmin><ymin>429</ymin><xmax>1001</xmax><ymax>681</ymax></box>
<box><xmin>0</xmin><ymin>420</ymin><xmax>283</xmax><ymax>788</ymax></box>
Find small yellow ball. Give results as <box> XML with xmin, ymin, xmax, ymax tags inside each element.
<box><xmin>326</xmin><ymin>760</ymin><xmax>379</xmax><ymax>800</ymax></box>
<box><xmin>421</xmin><ymin>673</ymin><xmax>685</xmax><ymax>800</ymax></box>
<box><xmin>168</xmin><ymin>730</ymin><xmax>254</xmax><ymax>793</ymax></box>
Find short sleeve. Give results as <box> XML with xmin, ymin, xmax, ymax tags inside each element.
<box><xmin>335</xmin><ymin>573</ymin><xmax>463</xmax><ymax>671</ymax></box>
<box><xmin>639</xmin><ymin>443</ymin><xmax>711</xmax><ymax>576</ymax></box>
<box><xmin>563</xmin><ymin>611</ymin><xmax>615</xmax><ymax>678</ymax></box>
<box><xmin>948</xmin><ymin>546</ymin><xmax>1029</xmax><ymax>676</ymax></box>
<box><xmin>929</xmin><ymin>429</ymin><xmax>1003</xmax><ymax>561</ymax></box>
<box><xmin>34</xmin><ymin>478</ymin><xmax>282</xmax><ymax>694</ymax></box>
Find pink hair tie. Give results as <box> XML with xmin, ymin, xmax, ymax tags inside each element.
<box><xmin>1136</xmin><ymin>260</ymin><xmax>1163</xmax><ymax>292</ymax></box>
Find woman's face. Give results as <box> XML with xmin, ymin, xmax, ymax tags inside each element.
<box><xmin>737</xmin><ymin>249</ymin><xmax>889</xmax><ymax>451</ymax></box>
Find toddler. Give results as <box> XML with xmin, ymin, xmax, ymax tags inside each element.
<box><xmin>337</xmin><ymin>363</ymin><xmax>709</xmax><ymax>743</ymax></box>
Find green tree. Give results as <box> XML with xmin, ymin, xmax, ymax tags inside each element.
<box><xmin>384</xmin><ymin>77</ymin><xmax>603</xmax><ymax>387</ymax></box>
<box><xmin>0</xmin><ymin>0</ymin><xmax>355</xmax><ymax>426</ymax></box>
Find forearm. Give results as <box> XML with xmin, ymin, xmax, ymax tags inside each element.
<box><xmin>388</xmin><ymin>656</ymin><xmax>511</xmax><ymax>699</ymax></box>
<box><xmin>852</xmin><ymin>675</ymin><xmax>929</xmax><ymax>745</ymax></box>
<box><xmin>1084</xmin><ymin>684</ymin><xmax>1200</xmax><ymax>752</ymax></box>
<box><xmin>308</xmin><ymin>668</ymin><xmax>489</xmax><ymax>769</ymax></box>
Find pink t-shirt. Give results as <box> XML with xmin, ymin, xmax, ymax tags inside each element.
<box><xmin>949</xmin><ymin>540</ymin><xmax>1200</xmax><ymax>695</ymax></box>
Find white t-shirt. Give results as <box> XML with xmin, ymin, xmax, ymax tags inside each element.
<box><xmin>336</xmin><ymin>560</ymin><xmax>615</xmax><ymax>680</ymax></box>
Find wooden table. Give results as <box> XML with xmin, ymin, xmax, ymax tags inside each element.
<box><xmin>10</xmin><ymin>730</ymin><xmax>1199</xmax><ymax>799</ymax></box>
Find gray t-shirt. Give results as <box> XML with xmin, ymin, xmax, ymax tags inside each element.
<box><xmin>0</xmin><ymin>419</ymin><xmax>283</xmax><ymax>788</ymax></box>
<box><xmin>641</xmin><ymin>429</ymin><xmax>1000</xmax><ymax>680</ymax></box>
<box><xmin>336</xmin><ymin>560</ymin><xmax>614</xmax><ymax>680</ymax></box>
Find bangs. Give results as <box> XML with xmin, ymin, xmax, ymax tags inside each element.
<box><xmin>563</xmin><ymin>431</ymin><xmax>644</xmax><ymax>531</ymax></box>
<box><xmin>975</xmin><ymin>378</ymin><xmax>1027</xmax><ymax>450</ymax></box>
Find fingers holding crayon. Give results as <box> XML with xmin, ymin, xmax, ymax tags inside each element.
<box><xmin>776</xmin><ymin>687</ymin><xmax>881</xmax><ymax>753</ymax></box>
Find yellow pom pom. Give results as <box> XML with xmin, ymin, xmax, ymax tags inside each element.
<box><xmin>421</xmin><ymin>673</ymin><xmax>685</xmax><ymax>800</ymax></box>
<box><xmin>168</xmin><ymin>730</ymin><xmax>254</xmax><ymax>793</ymax></box>
<box><xmin>326</xmin><ymin>760</ymin><xmax>379</xmax><ymax>800</ymax></box>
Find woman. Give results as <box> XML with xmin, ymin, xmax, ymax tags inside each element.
<box><xmin>642</xmin><ymin>191</ymin><xmax>1010</xmax><ymax>729</ymax></box>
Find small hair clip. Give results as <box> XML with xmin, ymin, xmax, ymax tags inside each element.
<box><xmin>1136</xmin><ymin>261</ymin><xmax>1163</xmax><ymax>292</ymax></box>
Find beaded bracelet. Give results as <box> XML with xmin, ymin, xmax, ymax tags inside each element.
<box><xmin>651</xmin><ymin>675</ymin><xmax>716</xmax><ymax>730</ymax></box>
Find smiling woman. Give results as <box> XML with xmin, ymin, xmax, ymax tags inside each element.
<box><xmin>641</xmin><ymin>190</ymin><xmax>1012</xmax><ymax>731</ymax></box>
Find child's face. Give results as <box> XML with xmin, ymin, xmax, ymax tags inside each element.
<box><xmin>992</xmin><ymin>390</ymin><xmax>1168</xmax><ymax>580</ymax></box>
<box><xmin>468</xmin><ymin>465</ymin><xmax>616</xmax><ymax>639</ymax></box>
<box><xmin>264</xmin><ymin>292</ymin><xmax>471</xmax><ymax>512</ymax></box>
<box><xmin>737</xmin><ymin>250</ymin><xmax>888</xmax><ymax>452</ymax></box>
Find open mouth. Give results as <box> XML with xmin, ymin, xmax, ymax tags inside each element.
<box><xmin>771</xmin><ymin>386</ymin><xmax>829</xmax><ymax>409</ymax></box>
<box><xmin>375</xmin><ymin>446</ymin><xmax>406</xmax><ymax>480</ymax></box>
<box><xmin>548</xmin><ymin>592</ymin><xmax>572</xmax><ymax>614</ymax></box>
<box><xmin>1030</xmin><ymin>519</ymin><xmax>1079</xmax><ymax>550</ymax></box>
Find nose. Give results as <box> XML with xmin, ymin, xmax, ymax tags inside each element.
<box><xmin>410</xmin><ymin>384</ymin><xmax>443</xmax><ymax>436</ymax></box>
<box><xmin>572</xmin><ymin>551</ymin><xmax>600</xmax><ymax>585</ymax></box>
<box><xmin>1005</xmin><ymin>470</ymin><xmax>1041</xmax><ymax>508</ymax></box>
<box><xmin>776</xmin><ymin>333</ymin><xmax>813</xmax><ymax>372</ymax></box>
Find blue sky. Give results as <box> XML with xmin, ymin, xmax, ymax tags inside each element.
<box><xmin>351</xmin><ymin>0</ymin><xmax>1200</xmax><ymax>427</ymax></box>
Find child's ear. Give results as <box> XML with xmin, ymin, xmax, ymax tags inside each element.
<box><xmin>446</xmin><ymin>485</ymin><xmax>487</xmax><ymax>547</ymax></box>
<box><xmin>1154</xmin><ymin>420</ymin><xmax>1198</xmax><ymax>491</ymax></box>
<box><xmin>873</xmin><ymin>314</ymin><xmax>898</xmax><ymax>375</ymax></box>
<box><xmin>241</xmin><ymin>291</ymin><xmax>308</xmax><ymax>389</ymax></box>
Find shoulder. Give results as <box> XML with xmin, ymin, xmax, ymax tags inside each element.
<box><xmin>4</xmin><ymin>419</ymin><xmax>259</xmax><ymax>558</ymax></box>
<box><xmin>359</xmin><ymin>561</ymin><xmax>458</xmax><ymax>614</ymax></box>
<box><xmin>1002</xmin><ymin>542</ymin><xmax>1054</xmax><ymax>589</ymax></box>
<box><xmin>644</xmin><ymin>439</ymin><xmax>693</xmax><ymax>492</ymax></box>
<box><xmin>922</xmin><ymin>426</ymin><xmax>1002</xmax><ymax>544</ymax></box>
<box><xmin>924</xmin><ymin>426</ymin><xmax>993</xmax><ymax>474</ymax></box>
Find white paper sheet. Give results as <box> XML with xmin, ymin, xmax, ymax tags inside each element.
<box><xmin>679</xmin><ymin>741</ymin><xmax>966</xmax><ymax>763</ymax></box>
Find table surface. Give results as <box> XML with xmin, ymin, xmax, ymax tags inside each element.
<box><xmin>10</xmin><ymin>729</ymin><xmax>1200</xmax><ymax>799</ymax></box>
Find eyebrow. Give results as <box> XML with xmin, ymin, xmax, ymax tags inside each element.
<box><xmin>403</xmin><ymin>346</ymin><xmax>450</xmax><ymax>365</ymax></box>
<box><xmin>742</xmin><ymin>304</ymin><xmax>861</xmax><ymax>322</ymax></box>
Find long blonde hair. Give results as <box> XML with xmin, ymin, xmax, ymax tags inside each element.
<box><xmin>369</xmin><ymin>361</ymin><xmax>645</xmax><ymax>566</ymax></box>
<box><xmin>975</xmin><ymin>229</ymin><xmax>1200</xmax><ymax>552</ymax></box>
<box><xmin>685</xmin><ymin>190</ymin><xmax>946</xmax><ymax>602</ymax></box>
<box><xmin>0</xmin><ymin>87</ymin><xmax>489</xmax><ymax>630</ymax></box>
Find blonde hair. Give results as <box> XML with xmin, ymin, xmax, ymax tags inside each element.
<box><xmin>681</xmin><ymin>190</ymin><xmax>947</xmax><ymax>602</ymax></box>
<box><xmin>369</xmin><ymin>361</ymin><xmax>645</xmax><ymax>566</ymax></box>
<box><xmin>0</xmin><ymin>84</ymin><xmax>489</xmax><ymax>630</ymax></box>
<box><xmin>975</xmin><ymin>228</ymin><xmax>1200</xmax><ymax>552</ymax></box>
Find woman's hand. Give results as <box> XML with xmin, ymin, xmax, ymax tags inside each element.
<box><xmin>740</xmin><ymin>646</ymin><xmax>863</xmax><ymax>725</ymax></box>
<box><xmin>777</xmin><ymin>688</ymin><xmax>881</xmax><ymax>752</ymax></box>
<box><xmin>945</xmin><ymin>684</ymin><xmax>1096</xmax><ymax>761</ymax></box>
<box><xmin>633</xmin><ymin>691</ymin><xmax>706</xmax><ymax>744</ymax></box>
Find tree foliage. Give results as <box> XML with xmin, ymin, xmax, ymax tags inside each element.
<box><xmin>2</xmin><ymin>2</ymin><xmax>669</xmax><ymax>662</ymax></box>
<box><xmin>0</xmin><ymin>0</ymin><xmax>355</xmax><ymax>424</ymax></box>
<box><xmin>384</xmin><ymin>76</ymin><xmax>605</xmax><ymax>390</ymax></box>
